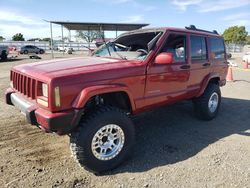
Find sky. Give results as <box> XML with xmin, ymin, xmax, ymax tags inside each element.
<box><xmin>0</xmin><ymin>0</ymin><xmax>250</xmax><ymax>40</ymax></box>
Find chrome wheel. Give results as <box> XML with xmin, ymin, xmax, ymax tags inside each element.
<box><xmin>91</xmin><ymin>124</ymin><xmax>125</xmax><ymax>161</ymax></box>
<box><xmin>208</xmin><ymin>92</ymin><xmax>219</xmax><ymax>113</ymax></box>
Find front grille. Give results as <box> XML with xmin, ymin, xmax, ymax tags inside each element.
<box><xmin>11</xmin><ymin>71</ymin><xmax>37</xmax><ymax>99</ymax></box>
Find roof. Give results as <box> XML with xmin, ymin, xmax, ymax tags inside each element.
<box><xmin>121</xmin><ymin>27</ymin><xmax>221</xmax><ymax>37</ymax></box>
<box><xmin>47</xmin><ymin>21</ymin><xmax>149</xmax><ymax>31</ymax></box>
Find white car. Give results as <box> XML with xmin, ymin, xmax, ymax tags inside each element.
<box><xmin>243</xmin><ymin>52</ymin><xmax>250</xmax><ymax>63</ymax></box>
<box><xmin>58</xmin><ymin>45</ymin><xmax>73</xmax><ymax>52</ymax></box>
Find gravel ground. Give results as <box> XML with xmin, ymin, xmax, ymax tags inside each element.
<box><xmin>0</xmin><ymin>53</ymin><xmax>250</xmax><ymax>188</ymax></box>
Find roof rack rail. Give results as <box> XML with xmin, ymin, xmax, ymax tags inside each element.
<box><xmin>185</xmin><ymin>25</ymin><xmax>219</xmax><ymax>35</ymax></box>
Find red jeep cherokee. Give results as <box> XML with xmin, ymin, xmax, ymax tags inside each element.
<box><xmin>5</xmin><ymin>25</ymin><xmax>228</xmax><ymax>173</ymax></box>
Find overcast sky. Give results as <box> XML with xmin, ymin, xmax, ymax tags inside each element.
<box><xmin>0</xmin><ymin>0</ymin><xmax>250</xmax><ymax>40</ymax></box>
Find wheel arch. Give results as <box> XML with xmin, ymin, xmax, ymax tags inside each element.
<box><xmin>197</xmin><ymin>74</ymin><xmax>220</xmax><ymax>97</ymax></box>
<box><xmin>72</xmin><ymin>85</ymin><xmax>136</xmax><ymax>113</ymax></box>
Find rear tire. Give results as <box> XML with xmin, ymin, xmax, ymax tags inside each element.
<box><xmin>70</xmin><ymin>106</ymin><xmax>135</xmax><ymax>173</ymax></box>
<box><xmin>193</xmin><ymin>83</ymin><xmax>221</xmax><ymax>120</ymax></box>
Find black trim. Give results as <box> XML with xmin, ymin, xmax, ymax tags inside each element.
<box><xmin>5</xmin><ymin>91</ymin><xmax>13</xmax><ymax>105</ymax></box>
<box><xmin>185</xmin><ymin>25</ymin><xmax>219</xmax><ymax>35</ymax></box>
<box><xmin>43</xmin><ymin>109</ymin><xmax>84</xmax><ymax>135</ymax></box>
<box><xmin>26</xmin><ymin>109</ymin><xmax>38</xmax><ymax>125</ymax></box>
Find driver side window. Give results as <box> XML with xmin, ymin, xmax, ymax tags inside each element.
<box><xmin>160</xmin><ymin>34</ymin><xmax>186</xmax><ymax>63</ymax></box>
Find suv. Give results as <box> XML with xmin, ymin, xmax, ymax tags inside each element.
<box><xmin>5</xmin><ymin>25</ymin><xmax>228</xmax><ymax>173</ymax></box>
<box><xmin>20</xmin><ymin>45</ymin><xmax>45</xmax><ymax>54</ymax></box>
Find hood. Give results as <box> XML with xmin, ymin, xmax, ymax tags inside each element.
<box><xmin>13</xmin><ymin>56</ymin><xmax>141</xmax><ymax>82</ymax></box>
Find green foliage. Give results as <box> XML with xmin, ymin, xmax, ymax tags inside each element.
<box><xmin>25</xmin><ymin>37</ymin><xmax>51</xmax><ymax>42</ymax></box>
<box><xmin>41</xmin><ymin>38</ymin><xmax>51</xmax><ymax>42</ymax></box>
<box><xmin>222</xmin><ymin>26</ymin><xmax>248</xmax><ymax>44</ymax></box>
<box><xmin>0</xmin><ymin>36</ymin><xmax>5</xmax><ymax>41</ymax></box>
<box><xmin>12</xmin><ymin>33</ymin><xmax>25</xmax><ymax>41</ymax></box>
<box><xmin>27</xmin><ymin>38</ymin><xmax>41</xmax><ymax>41</ymax></box>
<box><xmin>76</xmin><ymin>30</ymin><xmax>104</xmax><ymax>43</ymax></box>
<box><xmin>246</xmin><ymin>36</ymin><xmax>250</xmax><ymax>45</ymax></box>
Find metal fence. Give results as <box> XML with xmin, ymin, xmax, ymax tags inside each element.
<box><xmin>226</xmin><ymin>43</ymin><xmax>244</xmax><ymax>53</ymax></box>
<box><xmin>0</xmin><ymin>41</ymin><xmax>97</xmax><ymax>51</ymax></box>
<box><xmin>1</xmin><ymin>41</ymin><xmax>248</xmax><ymax>53</ymax></box>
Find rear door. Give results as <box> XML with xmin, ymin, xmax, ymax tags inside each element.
<box><xmin>208</xmin><ymin>37</ymin><xmax>228</xmax><ymax>80</ymax></box>
<box><xmin>188</xmin><ymin>35</ymin><xmax>211</xmax><ymax>95</ymax></box>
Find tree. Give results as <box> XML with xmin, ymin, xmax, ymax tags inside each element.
<box><xmin>76</xmin><ymin>30</ymin><xmax>104</xmax><ymax>43</ymax></box>
<box><xmin>0</xmin><ymin>36</ymin><xmax>5</xmax><ymax>41</ymax></box>
<box><xmin>27</xmin><ymin>38</ymin><xmax>41</xmax><ymax>41</ymax></box>
<box><xmin>12</xmin><ymin>33</ymin><xmax>25</xmax><ymax>41</ymax></box>
<box><xmin>41</xmin><ymin>37</ymin><xmax>51</xmax><ymax>42</ymax></box>
<box><xmin>246</xmin><ymin>36</ymin><xmax>250</xmax><ymax>45</ymax></box>
<box><xmin>222</xmin><ymin>26</ymin><xmax>248</xmax><ymax>44</ymax></box>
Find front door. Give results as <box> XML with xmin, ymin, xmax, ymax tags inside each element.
<box><xmin>144</xmin><ymin>32</ymin><xmax>190</xmax><ymax>107</ymax></box>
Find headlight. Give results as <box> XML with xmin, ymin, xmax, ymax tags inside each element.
<box><xmin>42</xmin><ymin>83</ymin><xmax>48</xmax><ymax>97</ymax></box>
<box><xmin>10</xmin><ymin>81</ymin><xmax>13</xmax><ymax>88</ymax></box>
<box><xmin>37</xmin><ymin>83</ymin><xmax>48</xmax><ymax>107</ymax></box>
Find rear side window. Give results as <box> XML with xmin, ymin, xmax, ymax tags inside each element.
<box><xmin>190</xmin><ymin>36</ymin><xmax>207</xmax><ymax>61</ymax></box>
<box><xmin>209</xmin><ymin>38</ymin><xmax>225</xmax><ymax>59</ymax></box>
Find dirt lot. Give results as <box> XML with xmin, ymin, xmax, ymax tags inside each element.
<box><xmin>0</xmin><ymin>53</ymin><xmax>250</xmax><ymax>188</ymax></box>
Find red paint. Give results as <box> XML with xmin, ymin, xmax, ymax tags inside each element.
<box><xmin>6</xmin><ymin>27</ymin><xmax>228</xmax><ymax>134</ymax></box>
<box><xmin>155</xmin><ymin>53</ymin><xmax>173</xmax><ymax>65</ymax></box>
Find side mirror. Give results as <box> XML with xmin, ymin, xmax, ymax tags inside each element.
<box><xmin>226</xmin><ymin>53</ymin><xmax>232</xmax><ymax>59</ymax></box>
<box><xmin>155</xmin><ymin>52</ymin><xmax>173</xmax><ymax>65</ymax></box>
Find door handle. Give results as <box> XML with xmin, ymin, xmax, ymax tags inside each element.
<box><xmin>202</xmin><ymin>63</ymin><xmax>210</xmax><ymax>67</ymax></box>
<box><xmin>180</xmin><ymin>65</ymin><xmax>190</xmax><ymax>70</ymax></box>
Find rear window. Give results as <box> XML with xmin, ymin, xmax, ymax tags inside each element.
<box><xmin>190</xmin><ymin>36</ymin><xmax>207</xmax><ymax>61</ymax></box>
<box><xmin>209</xmin><ymin>38</ymin><xmax>225</xmax><ymax>59</ymax></box>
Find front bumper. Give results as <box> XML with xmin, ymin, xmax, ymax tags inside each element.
<box><xmin>5</xmin><ymin>88</ymin><xmax>82</xmax><ymax>135</ymax></box>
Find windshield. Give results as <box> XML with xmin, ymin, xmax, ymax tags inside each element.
<box><xmin>93</xmin><ymin>31</ymin><xmax>163</xmax><ymax>60</ymax></box>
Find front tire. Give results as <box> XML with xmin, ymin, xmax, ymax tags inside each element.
<box><xmin>70</xmin><ymin>106</ymin><xmax>135</xmax><ymax>173</ymax></box>
<box><xmin>193</xmin><ymin>83</ymin><xmax>221</xmax><ymax>120</ymax></box>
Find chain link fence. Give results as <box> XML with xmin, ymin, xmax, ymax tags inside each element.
<box><xmin>0</xmin><ymin>41</ymin><xmax>97</xmax><ymax>51</ymax></box>
<box><xmin>226</xmin><ymin>43</ymin><xmax>244</xmax><ymax>53</ymax></box>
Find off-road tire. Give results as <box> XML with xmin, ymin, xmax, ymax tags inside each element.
<box><xmin>70</xmin><ymin>106</ymin><xmax>135</xmax><ymax>173</ymax></box>
<box><xmin>193</xmin><ymin>83</ymin><xmax>221</xmax><ymax>120</ymax></box>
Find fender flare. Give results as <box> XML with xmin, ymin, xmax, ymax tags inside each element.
<box><xmin>197</xmin><ymin>73</ymin><xmax>220</xmax><ymax>97</ymax></box>
<box><xmin>72</xmin><ymin>84</ymin><xmax>136</xmax><ymax>111</ymax></box>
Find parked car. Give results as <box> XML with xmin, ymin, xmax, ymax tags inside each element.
<box><xmin>5</xmin><ymin>25</ymin><xmax>228</xmax><ymax>173</ymax></box>
<box><xmin>20</xmin><ymin>45</ymin><xmax>45</xmax><ymax>54</ymax></box>
<box><xmin>57</xmin><ymin>45</ymin><xmax>73</xmax><ymax>52</ymax></box>
<box><xmin>0</xmin><ymin>45</ymin><xmax>9</xmax><ymax>61</ymax></box>
<box><xmin>243</xmin><ymin>52</ymin><xmax>250</xmax><ymax>63</ymax></box>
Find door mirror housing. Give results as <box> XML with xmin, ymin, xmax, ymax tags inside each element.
<box><xmin>155</xmin><ymin>53</ymin><xmax>174</xmax><ymax>65</ymax></box>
